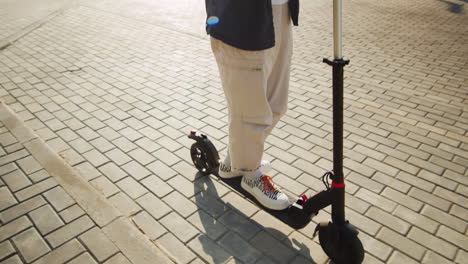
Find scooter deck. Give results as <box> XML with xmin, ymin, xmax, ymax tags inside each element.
<box><xmin>210</xmin><ymin>168</ymin><xmax>304</xmax><ymax>229</ymax></box>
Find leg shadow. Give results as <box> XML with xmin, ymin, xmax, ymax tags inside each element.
<box><xmin>193</xmin><ymin>172</ymin><xmax>322</xmax><ymax>263</ymax></box>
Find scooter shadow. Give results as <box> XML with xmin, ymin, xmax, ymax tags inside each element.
<box><xmin>193</xmin><ymin>172</ymin><xmax>321</xmax><ymax>264</ymax></box>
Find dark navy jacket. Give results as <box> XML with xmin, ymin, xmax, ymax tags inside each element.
<box><xmin>205</xmin><ymin>0</ymin><xmax>299</xmax><ymax>51</ymax></box>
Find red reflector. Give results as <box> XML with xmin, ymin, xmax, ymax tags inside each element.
<box><xmin>331</xmin><ymin>181</ymin><xmax>345</xmax><ymax>188</ymax></box>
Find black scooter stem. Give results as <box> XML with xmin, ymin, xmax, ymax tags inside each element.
<box><xmin>328</xmin><ymin>0</ymin><xmax>348</xmax><ymax>225</ymax></box>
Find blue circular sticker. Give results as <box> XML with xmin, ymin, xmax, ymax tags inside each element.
<box><xmin>207</xmin><ymin>16</ymin><xmax>220</xmax><ymax>26</ymax></box>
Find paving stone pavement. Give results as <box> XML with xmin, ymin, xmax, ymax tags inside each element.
<box><xmin>0</xmin><ymin>0</ymin><xmax>467</xmax><ymax>264</ymax></box>
<box><xmin>0</xmin><ymin>102</ymin><xmax>173</xmax><ymax>263</ymax></box>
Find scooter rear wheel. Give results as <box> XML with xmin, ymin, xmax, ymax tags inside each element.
<box><xmin>190</xmin><ymin>143</ymin><xmax>215</xmax><ymax>175</ymax></box>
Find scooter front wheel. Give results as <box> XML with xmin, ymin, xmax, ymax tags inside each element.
<box><xmin>317</xmin><ymin>221</ymin><xmax>365</xmax><ymax>264</ymax></box>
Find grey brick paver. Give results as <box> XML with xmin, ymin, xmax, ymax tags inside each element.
<box><xmin>158</xmin><ymin>233</ymin><xmax>196</xmax><ymax>264</ymax></box>
<box><xmin>16</xmin><ymin>156</ymin><xmax>42</xmax><ymax>174</ymax></box>
<box><xmin>365</xmin><ymin>207</ymin><xmax>410</xmax><ymax>235</ymax></box>
<box><xmin>348</xmin><ymin>172</ymin><xmax>385</xmax><ymax>193</ymax></box>
<box><xmin>251</xmin><ymin>231</ymin><xmax>296</xmax><ymax>263</ymax></box>
<box><xmin>141</xmin><ymin>175</ymin><xmax>172</xmax><ymax>198</ymax></box>
<box><xmin>103</xmin><ymin>253</ymin><xmax>132</xmax><ymax>264</ymax></box>
<box><xmin>218</xmin><ymin>210</ymin><xmax>261</xmax><ymax>240</ymax></box>
<box><xmin>2</xmin><ymin>255</ymin><xmax>22</xmax><ymax>264</ymax></box>
<box><xmin>358</xmin><ymin>231</ymin><xmax>392</xmax><ymax>262</ymax></box>
<box><xmin>33</xmin><ymin>239</ymin><xmax>86</xmax><ymax>264</ymax></box>
<box><xmin>187</xmin><ymin>210</ymin><xmax>227</xmax><ymax>241</ymax></box>
<box><xmin>160</xmin><ymin>212</ymin><xmax>199</xmax><ymax>243</ymax></box>
<box><xmin>0</xmin><ymin>240</ymin><xmax>15</xmax><ymax>260</ymax></box>
<box><xmin>436</xmin><ymin>225</ymin><xmax>468</xmax><ymax>251</ymax></box>
<box><xmin>381</xmin><ymin>187</ymin><xmax>423</xmax><ymax>212</ymax></box>
<box><xmin>79</xmin><ymin>227</ymin><xmax>119</xmax><ymax>262</ymax></box>
<box><xmin>90</xmin><ymin>176</ymin><xmax>120</xmax><ymax>198</ymax></box>
<box><xmin>127</xmin><ymin>148</ymin><xmax>155</xmax><ymax>166</ymax></box>
<box><xmin>377</xmin><ymin>227</ymin><xmax>426</xmax><ymax>261</ymax></box>
<box><xmin>69</xmin><ymin>138</ymin><xmax>94</xmax><ymax>154</ymax></box>
<box><xmin>455</xmin><ymin>249</ymin><xmax>468</xmax><ymax>264</ymax></box>
<box><xmin>187</xmin><ymin>235</ymin><xmax>232</xmax><ymax>264</ymax></box>
<box><xmin>45</xmin><ymin>215</ymin><xmax>94</xmax><ymax>248</ymax></box>
<box><xmin>387</xmin><ymin>251</ymin><xmax>419</xmax><ymax>264</ymax></box>
<box><xmin>112</xmin><ymin>137</ymin><xmax>138</xmax><ymax>153</ymax></box>
<box><xmin>192</xmin><ymin>192</ymin><xmax>229</xmax><ymax>219</ymax></box>
<box><xmin>98</xmin><ymin>163</ymin><xmax>127</xmax><ymax>183</ymax></box>
<box><xmin>68</xmin><ymin>252</ymin><xmax>99</xmax><ymax>264</ymax></box>
<box><xmin>0</xmin><ymin>186</ymin><xmax>17</xmax><ymax>211</ymax></box>
<box><xmin>408</xmin><ymin>227</ymin><xmax>458</xmax><ymax>260</ymax></box>
<box><xmin>109</xmin><ymin>192</ymin><xmax>141</xmax><ymax>217</ymax></box>
<box><xmin>121</xmin><ymin>161</ymin><xmax>151</xmax><ymax>180</ymax></box>
<box><xmin>166</xmin><ymin>175</ymin><xmax>196</xmax><ymax>198</ymax></box>
<box><xmin>12</xmin><ymin>227</ymin><xmax>50</xmax><ymax>262</ymax></box>
<box><xmin>2</xmin><ymin>169</ymin><xmax>31</xmax><ymax>192</ymax></box>
<box><xmin>83</xmin><ymin>149</ymin><xmax>110</xmax><ymax>167</ymax></box>
<box><xmin>162</xmin><ymin>191</ymin><xmax>197</xmax><ymax>218</ymax></box>
<box><xmin>221</xmin><ymin>191</ymin><xmax>259</xmax><ymax>218</ymax></box>
<box><xmin>131</xmin><ymin>211</ymin><xmax>167</xmax><ymax>240</ymax></box>
<box><xmin>59</xmin><ymin>204</ymin><xmax>85</xmax><ymax>223</ymax></box>
<box><xmin>43</xmin><ymin>186</ymin><xmax>75</xmax><ymax>211</ymax></box>
<box><xmin>146</xmin><ymin>160</ymin><xmax>177</xmax><ymax>180</ymax></box>
<box><xmin>409</xmin><ymin>188</ymin><xmax>451</xmax><ymax>212</ymax></box>
<box><xmin>116</xmin><ymin>177</ymin><xmax>147</xmax><ymax>199</ymax></box>
<box><xmin>90</xmin><ymin>137</ymin><xmax>114</xmax><ymax>153</ymax></box>
<box><xmin>422</xmin><ymin>251</ymin><xmax>453</xmax><ymax>264</ymax></box>
<box><xmin>218</xmin><ymin>232</ymin><xmax>262</xmax><ymax>263</ymax></box>
<box><xmin>0</xmin><ymin>195</ymin><xmax>47</xmax><ymax>223</ymax></box>
<box><xmin>355</xmin><ymin>188</ymin><xmax>397</xmax><ymax>213</ymax></box>
<box><xmin>104</xmin><ymin>149</ymin><xmax>131</xmax><ymax>166</ymax></box>
<box><xmin>433</xmin><ymin>186</ymin><xmax>468</xmax><ymax>208</ymax></box>
<box><xmin>0</xmin><ymin>216</ymin><xmax>32</xmax><ymax>242</ymax></box>
<box><xmin>29</xmin><ymin>205</ymin><xmax>65</xmax><ymax>235</ymax></box>
<box><xmin>0</xmin><ymin>163</ymin><xmax>17</xmax><ymax>177</ymax></box>
<box><xmin>251</xmin><ymin>211</ymin><xmax>294</xmax><ymax>240</ymax></box>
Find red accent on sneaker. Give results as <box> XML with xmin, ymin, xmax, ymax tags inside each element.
<box><xmin>301</xmin><ymin>194</ymin><xmax>308</xmax><ymax>202</ymax></box>
<box><xmin>260</xmin><ymin>175</ymin><xmax>278</xmax><ymax>194</ymax></box>
<box><xmin>331</xmin><ymin>181</ymin><xmax>345</xmax><ymax>188</ymax></box>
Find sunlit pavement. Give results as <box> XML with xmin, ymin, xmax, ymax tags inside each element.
<box><xmin>0</xmin><ymin>0</ymin><xmax>467</xmax><ymax>263</ymax></box>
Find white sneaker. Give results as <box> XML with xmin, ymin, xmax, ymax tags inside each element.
<box><xmin>241</xmin><ymin>173</ymin><xmax>290</xmax><ymax>210</ymax></box>
<box><xmin>218</xmin><ymin>161</ymin><xmax>242</xmax><ymax>178</ymax></box>
<box><xmin>218</xmin><ymin>160</ymin><xmax>272</xmax><ymax>179</ymax></box>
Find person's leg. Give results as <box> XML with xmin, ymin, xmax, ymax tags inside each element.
<box><xmin>210</xmin><ymin>4</ymin><xmax>292</xmax><ymax>211</ymax></box>
<box><xmin>264</xmin><ymin>3</ymin><xmax>293</xmax><ymax>140</ymax></box>
<box><xmin>240</xmin><ymin>4</ymin><xmax>293</xmax><ymax>210</ymax></box>
<box><xmin>210</xmin><ymin>37</ymin><xmax>272</xmax><ymax>175</ymax></box>
<box><xmin>220</xmin><ymin>150</ymin><xmax>271</xmax><ymax>178</ymax></box>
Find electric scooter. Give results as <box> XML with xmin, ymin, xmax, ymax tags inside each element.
<box><xmin>189</xmin><ymin>1</ymin><xmax>364</xmax><ymax>263</ymax></box>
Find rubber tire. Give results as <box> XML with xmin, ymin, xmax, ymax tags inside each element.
<box><xmin>190</xmin><ymin>143</ymin><xmax>213</xmax><ymax>175</ymax></box>
<box><xmin>318</xmin><ymin>223</ymin><xmax>365</xmax><ymax>264</ymax></box>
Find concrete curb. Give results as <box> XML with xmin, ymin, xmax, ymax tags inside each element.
<box><xmin>0</xmin><ymin>101</ymin><xmax>174</xmax><ymax>264</ymax></box>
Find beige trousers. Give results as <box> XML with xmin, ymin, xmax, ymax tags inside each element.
<box><xmin>211</xmin><ymin>4</ymin><xmax>293</xmax><ymax>175</ymax></box>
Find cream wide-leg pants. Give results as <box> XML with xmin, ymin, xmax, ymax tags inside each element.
<box><xmin>211</xmin><ymin>4</ymin><xmax>293</xmax><ymax>176</ymax></box>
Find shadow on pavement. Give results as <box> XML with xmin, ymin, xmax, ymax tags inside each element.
<box><xmin>193</xmin><ymin>172</ymin><xmax>319</xmax><ymax>264</ymax></box>
<box><xmin>437</xmin><ymin>0</ymin><xmax>465</xmax><ymax>14</ymax></box>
